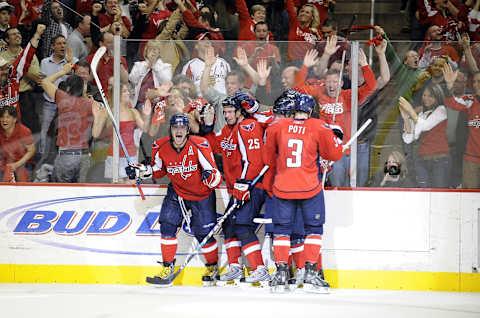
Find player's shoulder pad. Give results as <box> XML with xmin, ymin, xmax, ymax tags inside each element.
<box><xmin>190</xmin><ymin>135</ymin><xmax>211</xmax><ymax>149</ymax></box>
<box><xmin>239</xmin><ymin>118</ymin><xmax>256</xmax><ymax>132</ymax></box>
<box><xmin>253</xmin><ymin>110</ymin><xmax>273</xmax><ymax>124</ymax></box>
<box><xmin>153</xmin><ymin>136</ymin><xmax>169</xmax><ymax>149</ymax></box>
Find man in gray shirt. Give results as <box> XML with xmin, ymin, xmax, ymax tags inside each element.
<box><xmin>39</xmin><ymin>35</ymin><xmax>75</xmax><ymax>163</ymax></box>
<box><xmin>66</xmin><ymin>14</ymin><xmax>91</xmax><ymax>61</ymax></box>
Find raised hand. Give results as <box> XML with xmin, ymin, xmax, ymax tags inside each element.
<box><xmin>233</xmin><ymin>47</ymin><xmax>249</xmax><ymax>68</ymax></box>
<box><xmin>324</xmin><ymin>35</ymin><xmax>339</xmax><ymax>56</ymax></box>
<box><xmin>155</xmin><ymin>81</ymin><xmax>173</xmax><ymax>97</ymax></box>
<box><xmin>398</xmin><ymin>96</ymin><xmax>417</xmax><ymax>121</ymax></box>
<box><xmin>460</xmin><ymin>32</ymin><xmax>470</xmax><ymax>48</ymax></box>
<box><xmin>61</xmin><ymin>62</ymin><xmax>74</xmax><ymax>75</ymax></box>
<box><xmin>358</xmin><ymin>48</ymin><xmax>368</xmax><ymax>66</ymax></box>
<box><xmin>142</xmin><ymin>99</ymin><xmax>152</xmax><ymax>117</ymax></box>
<box><xmin>303</xmin><ymin>49</ymin><xmax>319</xmax><ymax>68</ymax></box>
<box><xmin>35</xmin><ymin>23</ymin><xmax>46</xmax><ymax>36</ymax></box>
<box><xmin>204</xmin><ymin>46</ymin><xmax>217</xmax><ymax>67</ymax></box>
<box><xmin>442</xmin><ymin>62</ymin><xmax>458</xmax><ymax>89</ymax></box>
<box><xmin>374</xmin><ymin>39</ymin><xmax>387</xmax><ymax>55</ymax></box>
<box><xmin>256</xmin><ymin>58</ymin><xmax>271</xmax><ymax>86</ymax></box>
<box><xmin>66</xmin><ymin>47</ymin><xmax>73</xmax><ymax>63</ymax></box>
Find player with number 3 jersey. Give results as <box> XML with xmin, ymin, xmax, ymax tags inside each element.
<box><xmin>264</xmin><ymin>94</ymin><xmax>342</xmax><ymax>294</ymax></box>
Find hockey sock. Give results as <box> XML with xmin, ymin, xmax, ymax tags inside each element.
<box><xmin>242</xmin><ymin>240</ymin><xmax>263</xmax><ymax>270</ymax></box>
<box><xmin>273</xmin><ymin>235</ymin><xmax>290</xmax><ymax>264</ymax></box>
<box><xmin>291</xmin><ymin>242</ymin><xmax>305</xmax><ymax>269</ymax></box>
<box><xmin>160</xmin><ymin>236</ymin><xmax>178</xmax><ymax>263</ymax></box>
<box><xmin>316</xmin><ymin>252</ymin><xmax>323</xmax><ymax>271</ymax></box>
<box><xmin>224</xmin><ymin>238</ymin><xmax>242</xmax><ymax>265</ymax></box>
<box><xmin>303</xmin><ymin>234</ymin><xmax>322</xmax><ymax>264</ymax></box>
<box><xmin>201</xmin><ymin>239</ymin><xmax>218</xmax><ymax>265</ymax></box>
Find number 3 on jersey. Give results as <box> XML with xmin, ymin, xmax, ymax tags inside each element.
<box><xmin>286</xmin><ymin>139</ymin><xmax>303</xmax><ymax>167</ymax></box>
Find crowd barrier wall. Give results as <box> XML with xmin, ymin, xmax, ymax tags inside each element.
<box><xmin>0</xmin><ymin>183</ymin><xmax>478</xmax><ymax>292</ymax></box>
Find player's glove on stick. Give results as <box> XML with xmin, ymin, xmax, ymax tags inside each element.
<box><xmin>233</xmin><ymin>179</ymin><xmax>252</xmax><ymax>206</ymax></box>
<box><xmin>201</xmin><ymin>168</ymin><xmax>222</xmax><ymax>189</ymax></box>
<box><xmin>125</xmin><ymin>163</ymin><xmax>152</xmax><ymax>180</ymax></box>
<box><xmin>328</xmin><ymin>124</ymin><xmax>344</xmax><ymax>141</ymax></box>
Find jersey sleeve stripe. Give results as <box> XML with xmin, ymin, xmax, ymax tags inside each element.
<box><xmin>237</xmin><ymin>129</ymin><xmax>250</xmax><ymax>179</ymax></box>
<box><xmin>15</xmin><ymin>42</ymin><xmax>33</xmax><ymax>82</ymax></box>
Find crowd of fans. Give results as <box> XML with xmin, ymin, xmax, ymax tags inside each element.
<box><xmin>0</xmin><ymin>0</ymin><xmax>479</xmax><ymax>189</ymax></box>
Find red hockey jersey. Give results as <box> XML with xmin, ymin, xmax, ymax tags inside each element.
<box><xmin>446</xmin><ymin>94</ymin><xmax>480</xmax><ymax>163</ymax></box>
<box><xmin>0</xmin><ymin>42</ymin><xmax>36</xmax><ymax>122</ymax></box>
<box><xmin>263</xmin><ymin>117</ymin><xmax>343</xmax><ymax>199</ymax></box>
<box><xmin>152</xmin><ymin>135</ymin><xmax>221</xmax><ymax>200</ymax></box>
<box><xmin>208</xmin><ymin>117</ymin><xmax>266</xmax><ymax>193</ymax></box>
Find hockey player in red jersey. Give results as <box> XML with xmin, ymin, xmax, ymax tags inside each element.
<box><xmin>264</xmin><ymin>94</ymin><xmax>343</xmax><ymax>293</ymax></box>
<box><xmin>206</xmin><ymin>91</ymin><xmax>270</xmax><ymax>286</ymax></box>
<box><xmin>260</xmin><ymin>91</ymin><xmax>309</xmax><ymax>288</ymax></box>
<box><xmin>127</xmin><ymin>113</ymin><xmax>222</xmax><ymax>287</ymax></box>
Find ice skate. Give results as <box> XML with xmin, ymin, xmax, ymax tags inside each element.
<box><xmin>146</xmin><ymin>260</ymin><xmax>175</xmax><ymax>287</ymax></box>
<box><xmin>217</xmin><ymin>263</ymin><xmax>244</xmax><ymax>287</ymax></box>
<box><xmin>288</xmin><ymin>267</ymin><xmax>305</xmax><ymax>290</ymax></box>
<box><xmin>270</xmin><ymin>263</ymin><xmax>289</xmax><ymax>294</ymax></box>
<box><xmin>201</xmin><ymin>263</ymin><xmax>219</xmax><ymax>287</ymax></box>
<box><xmin>302</xmin><ymin>262</ymin><xmax>330</xmax><ymax>294</ymax></box>
<box><xmin>318</xmin><ymin>268</ymin><xmax>325</xmax><ymax>280</ymax></box>
<box><xmin>240</xmin><ymin>265</ymin><xmax>270</xmax><ymax>288</ymax></box>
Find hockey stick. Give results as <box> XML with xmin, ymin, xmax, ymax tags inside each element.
<box><xmin>333</xmin><ymin>14</ymin><xmax>357</xmax><ymax>123</ymax></box>
<box><xmin>253</xmin><ymin>217</ymin><xmax>272</xmax><ymax>224</ymax></box>
<box><xmin>90</xmin><ymin>46</ymin><xmax>146</xmax><ymax>200</ymax></box>
<box><xmin>147</xmin><ymin>165</ymin><xmax>270</xmax><ymax>285</ymax></box>
<box><xmin>321</xmin><ymin>118</ymin><xmax>372</xmax><ymax>188</ymax></box>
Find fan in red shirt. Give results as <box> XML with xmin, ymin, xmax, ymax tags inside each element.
<box><xmin>97</xmin><ymin>0</ymin><xmax>132</xmax><ymax>38</ymax></box>
<box><xmin>236</xmin><ymin>0</ymin><xmax>273</xmax><ymax>41</ymax></box>
<box><xmin>286</xmin><ymin>0</ymin><xmax>321</xmax><ymax>64</ymax></box>
<box><xmin>444</xmin><ymin>63</ymin><xmax>480</xmax><ymax>188</ymax></box>
<box><xmin>294</xmin><ymin>48</ymin><xmax>377</xmax><ymax>154</ymax></box>
<box><xmin>0</xmin><ymin>106</ymin><xmax>35</xmax><ymax>182</ymax></box>
<box><xmin>127</xmin><ymin>113</ymin><xmax>223</xmax><ymax>287</ymax></box>
<box><xmin>264</xmin><ymin>93</ymin><xmax>342</xmax><ymax>293</ymax></box>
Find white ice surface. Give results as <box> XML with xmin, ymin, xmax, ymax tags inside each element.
<box><xmin>0</xmin><ymin>284</ymin><xmax>479</xmax><ymax>318</ymax></box>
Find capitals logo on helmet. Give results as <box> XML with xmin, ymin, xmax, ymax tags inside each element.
<box><xmin>273</xmin><ymin>96</ymin><xmax>295</xmax><ymax>117</ymax></box>
<box><xmin>170</xmin><ymin>113</ymin><xmax>190</xmax><ymax>128</ymax></box>
<box><xmin>294</xmin><ymin>94</ymin><xmax>316</xmax><ymax>114</ymax></box>
<box><xmin>235</xmin><ymin>91</ymin><xmax>259</xmax><ymax>114</ymax></box>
